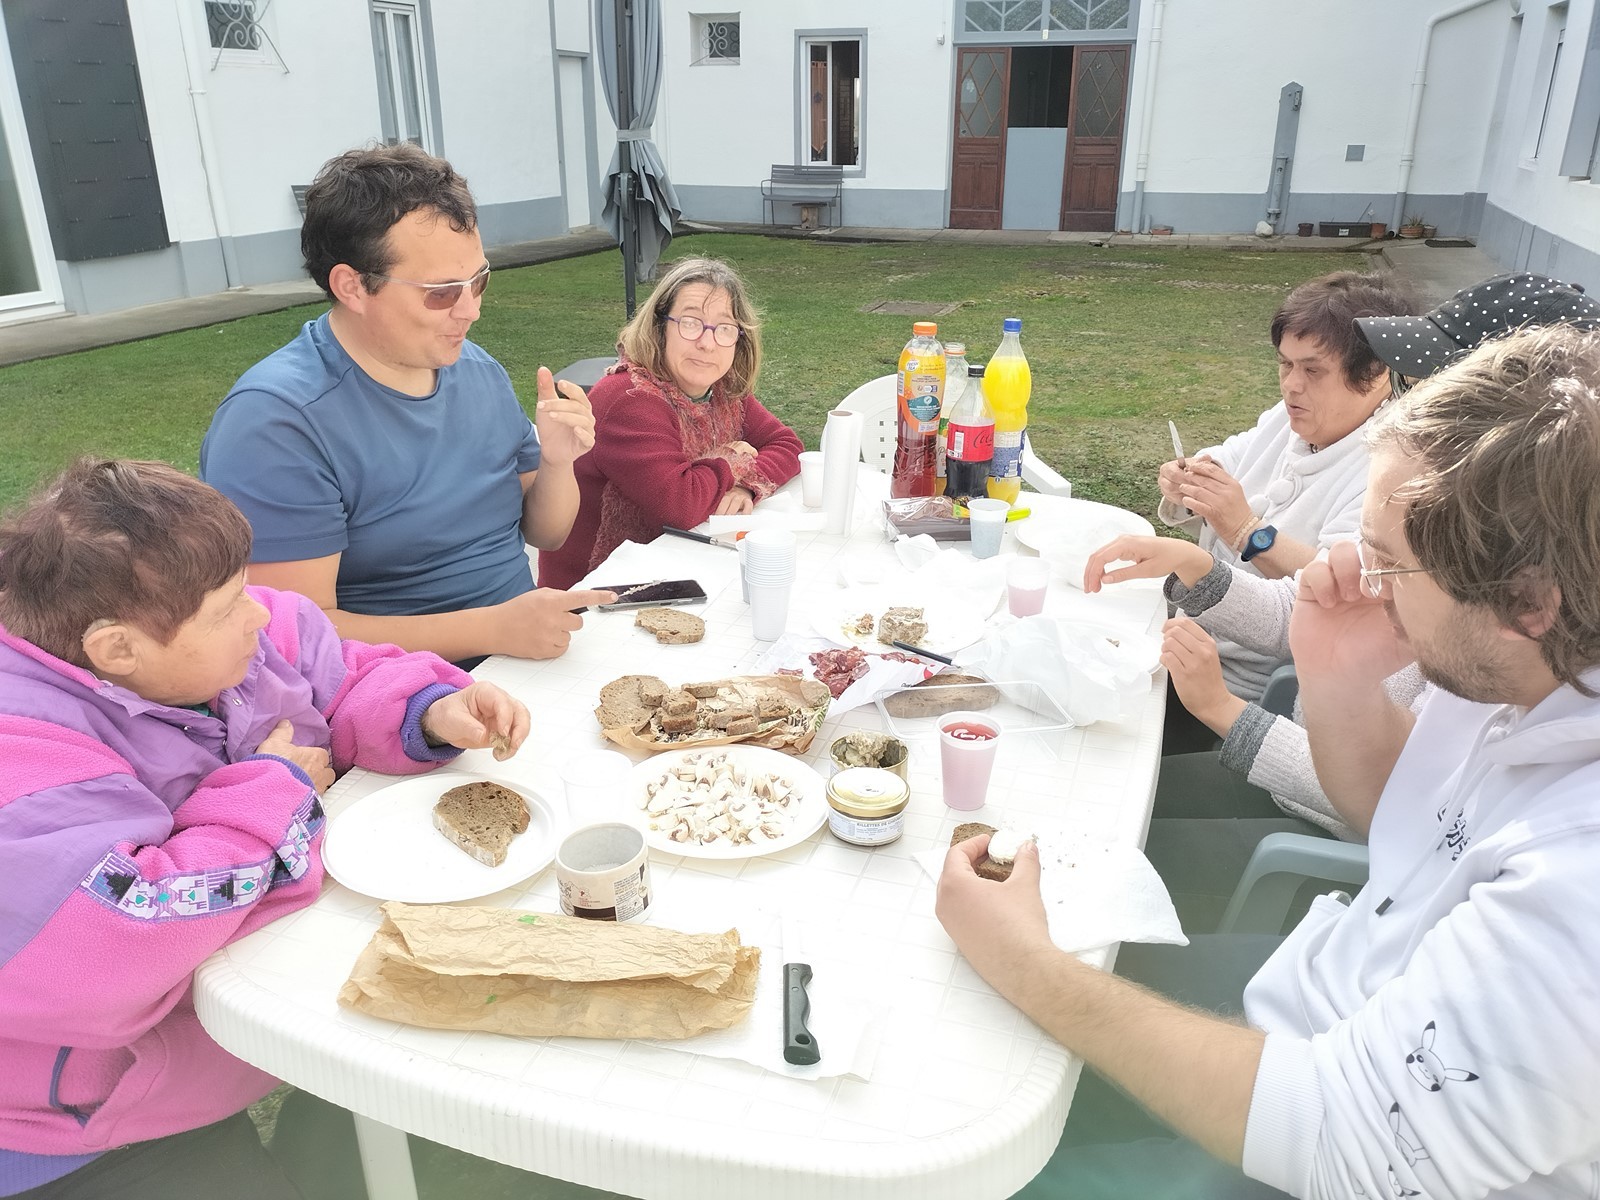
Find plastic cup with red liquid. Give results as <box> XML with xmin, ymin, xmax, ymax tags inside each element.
<box><xmin>938</xmin><ymin>711</ymin><xmax>1002</xmax><ymax>810</ymax></box>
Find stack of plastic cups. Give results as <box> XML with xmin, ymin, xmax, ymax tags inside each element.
<box><xmin>742</xmin><ymin>528</ymin><xmax>797</xmax><ymax>640</ymax></box>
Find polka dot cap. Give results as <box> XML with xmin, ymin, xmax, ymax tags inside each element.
<box><xmin>1355</xmin><ymin>273</ymin><xmax>1600</xmax><ymax>378</ymax></box>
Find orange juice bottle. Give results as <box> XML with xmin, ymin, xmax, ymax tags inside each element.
<box><xmin>985</xmin><ymin>318</ymin><xmax>1031</xmax><ymax>504</ymax></box>
<box><xmin>891</xmin><ymin>322</ymin><xmax>944</xmax><ymax>498</ymax></box>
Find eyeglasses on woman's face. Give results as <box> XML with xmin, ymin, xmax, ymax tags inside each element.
<box><xmin>666</xmin><ymin>314</ymin><xmax>743</xmax><ymax>348</ymax></box>
<box><xmin>367</xmin><ymin>264</ymin><xmax>491</xmax><ymax>310</ymax></box>
<box><xmin>1355</xmin><ymin>535</ymin><xmax>1429</xmax><ymax>599</ymax></box>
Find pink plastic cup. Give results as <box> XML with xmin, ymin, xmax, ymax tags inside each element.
<box><xmin>938</xmin><ymin>711</ymin><xmax>1002</xmax><ymax>811</ymax></box>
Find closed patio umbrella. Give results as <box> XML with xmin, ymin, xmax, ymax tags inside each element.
<box><xmin>597</xmin><ymin>0</ymin><xmax>681</xmax><ymax>316</ymax></box>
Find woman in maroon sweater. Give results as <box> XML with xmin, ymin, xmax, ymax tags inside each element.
<box><xmin>538</xmin><ymin>257</ymin><xmax>803</xmax><ymax>589</ymax></box>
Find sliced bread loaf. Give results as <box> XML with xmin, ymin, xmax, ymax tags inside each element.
<box><xmin>636</xmin><ymin>608</ymin><xmax>705</xmax><ymax>644</ymax></box>
<box><xmin>950</xmin><ymin>821</ymin><xmax>1011</xmax><ymax>881</ymax></box>
<box><xmin>594</xmin><ymin>674</ymin><xmax>669</xmax><ymax>731</ymax></box>
<box><xmin>433</xmin><ymin>781</ymin><xmax>530</xmax><ymax>867</ymax></box>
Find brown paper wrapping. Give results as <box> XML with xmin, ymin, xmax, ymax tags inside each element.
<box><xmin>600</xmin><ymin>674</ymin><xmax>828</xmax><ymax>756</ymax></box>
<box><xmin>337</xmin><ymin>902</ymin><xmax>760</xmax><ymax>1040</ymax></box>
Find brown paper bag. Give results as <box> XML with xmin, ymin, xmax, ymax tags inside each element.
<box><xmin>599</xmin><ymin>674</ymin><xmax>829</xmax><ymax>755</ymax></box>
<box><xmin>337</xmin><ymin>902</ymin><xmax>760</xmax><ymax>1040</ymax></box>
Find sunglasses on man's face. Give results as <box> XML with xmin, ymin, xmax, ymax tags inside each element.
<box><xmin>368</xmin><ymin>264</ymin><xmax>492</xmax><ymax>310</ymax></box>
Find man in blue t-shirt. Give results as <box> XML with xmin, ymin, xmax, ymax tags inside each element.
<box><xmin>201</xmin><ymin>144</ymin><xmax>613</xmax><ymax>665</ymax></box>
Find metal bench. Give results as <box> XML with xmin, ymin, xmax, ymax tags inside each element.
<box><xmin>761</xmin><ymin>164</ymin><xmax>843</xmax><ymax>229</ymax></box>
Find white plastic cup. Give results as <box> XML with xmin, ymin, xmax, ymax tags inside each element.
<box><xmin>741</xmin><ymin>528</ymin><xmax>796</xmax><ymax>610</ymax></box>
<box><xmin>797</xmin><ymin>451</ymin><xmax>825</xmax><ymax>508</ymax></box>
<box><xmin>967</xmin><ymin>498</ymin><xmax>1009</xmax><ymax>560</ymax></box>
<box><xmin>938</xmin><ymin>711</ymin><xmax>1002</xmax><ymax>811</ymax></box>
<box><xmin>1007</xmin><ymin>557</ymin><xmax>1051</xmax><ymax>617</ymax></box>
<box><xmin>560</xmin><ymin>749</ymin><xmax>635</xmax><ymax>824</ymax></box>
<box><xmin>748</xmin><ymin>579</ymin><xmax>793</xmax><ymax>639</ymax></box>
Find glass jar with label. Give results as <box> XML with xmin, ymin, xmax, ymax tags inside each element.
<box><xmin>826</xmin><ymin>767</ymin><xmax>911</xmax><ymax>846</ymax></box>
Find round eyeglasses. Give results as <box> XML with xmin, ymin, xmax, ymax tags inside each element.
<box><xmin>367</xmin><ymin>264</ymin><xmax>491</xmax><ymax>310</ymax></box>
<box><xmin>1355</xmin><ymin>535</ymin><xmax>1428</xmax><ymax>599</ymax></box>
<box><xmin>666</xmin><ymin>314</ymin><xmax>743</xmax><ymax>348</ymax></box>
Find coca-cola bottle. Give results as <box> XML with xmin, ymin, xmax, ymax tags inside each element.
<box><xmin>944</xmin><ymin>364</ymin><xmax>994</xmax><ymax>505</ymax></box>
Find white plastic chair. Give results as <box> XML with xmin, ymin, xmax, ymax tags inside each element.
<box><xmin>834</xmin><ymin>375</ymin><xmax>1072</xmax><ymax>496</ymax></box>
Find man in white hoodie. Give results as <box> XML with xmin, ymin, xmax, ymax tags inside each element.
<box><xmin>939</xmin><ymin>323</ymin><xmax>1600</xmax><ymax>1200</ymax></box>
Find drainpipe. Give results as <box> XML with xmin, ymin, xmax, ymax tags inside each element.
<box><xmin>173</xmin><ymin>0</ymin><xmax>240</xmax><ymax>289</ymax></box>
<box><xmin>1129</xmin><ymin>0</ymin><xmax>1165</xmax><ymax>234</ymax></box>
<box><xmin>1391</xmin><ymin>0</ymin><xmax>1506</xmax><ymax>232</ymax></box>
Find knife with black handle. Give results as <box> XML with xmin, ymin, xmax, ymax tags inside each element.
<box><xmin>781</xmin><ymin>911</ymin><xmax>821</xmax><ymax>1065</ymax></box>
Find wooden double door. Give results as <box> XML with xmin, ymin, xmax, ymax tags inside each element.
<box><xmin>949</xmin><ymin>43</ymin><xmax>1130</xmax><ymax>232</ymax></box>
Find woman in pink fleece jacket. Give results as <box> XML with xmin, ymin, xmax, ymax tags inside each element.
<box><xmin>0</xmin><ymin>460</ymin><xmax>529</xmax><ymax>1199</ymax></box>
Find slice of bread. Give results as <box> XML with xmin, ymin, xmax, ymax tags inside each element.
<box><xmin>636</xmin><ymin>608</ymin><xmax>705</xmax><ymax>644</ymax></box>
<box><xmin>594</xmin><ymin>674</ymin><xmax>669</xmax><ymax>731</ymax></box>
<box><xmin>950</xmin><ymin>822</ymin><xmax>1011</xmax><ymax>882</ymax></box>
<box><xmin>433</xmin><ymin>781</ymin><xmax>530</xmax><ymax>868</ymax></box>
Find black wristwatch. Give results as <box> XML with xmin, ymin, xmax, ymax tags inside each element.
<box><xmin>1240</xmin><ymin>524</ymin><xmax>1278</xmax><ymax>562</ymax></box>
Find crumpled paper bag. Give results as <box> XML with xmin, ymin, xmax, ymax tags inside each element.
<box><xmin>337</xmin><ymin>902</ymin><xmax>760</xmax><ymax>1040</ymax></box>
<box><xmin>956</xmin><ymin>614</ymin><xmax>1160</xmax><ymax>726</ymax></box>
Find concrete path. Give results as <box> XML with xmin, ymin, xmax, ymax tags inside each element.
<box><xmin>0</xmin><ymin>228</ymin><xmax>615</xmax><ymax>369</ymax></box>
<box><xmin>0</xmin><ymin>223</ymin><xmax>1498</xmax><ymax>368</ymax></box>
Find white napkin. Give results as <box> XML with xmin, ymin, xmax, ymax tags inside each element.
<box><xmin>703</xmin><ymin>504</ymin><xmax>827</xmax><ymax>536</ymax></box>
<box><xmin>956</xmin><ymin>614</ymin><xmax>1161</xmax><ymax>726</ymax></box>
<box><xmin>626</xmin><ymin>887</ymin><xmax>888</xmax><ymax>1080</ymax></box>
<box><xmin>914</xmin><ymin>824</ymin><xmax>1187</xmax><ymax>954</ymax></box>
<box><xmin>750</xmin><ymin>633</ymin><xmax>933</xmax><ymax>714</ymax></box>
<box><xmin>577</xmin><ymin>537</ymin><xmax>741</xmax><ymax>601</ymax></box>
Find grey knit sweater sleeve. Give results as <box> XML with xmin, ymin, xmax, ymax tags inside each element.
<box><xmin>1168</xmin><ymin>562</ymin><xmax>1296</xmax><ymax>662</ymax></box>
<box><xmin>1216</xmin><ymin>664</ymin><xmax>1431</xmax><ymax>841</ymax></box>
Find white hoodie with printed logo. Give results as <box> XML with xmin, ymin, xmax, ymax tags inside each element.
<box><xmin>1240</xmin><ymin>675</ymin><xmax>1600</xmax><ymax>1200</ymax></box>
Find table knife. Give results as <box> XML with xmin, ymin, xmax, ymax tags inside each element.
<box><xmin>1167</xmin><ymin>420</ymin><xmax>1186</xmax><ymax>467</ymax></box>
<box><xmin>781</xmin><ymin>910</ymin><xmax>821</xmax><ymax>1065</ymax></box>
<box><xmin>661</xmin><ymin>525</ymin><xmax>740</xmax><ymax>549</ymax></box>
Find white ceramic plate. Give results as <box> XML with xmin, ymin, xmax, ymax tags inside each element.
<box><xmin>626</xmin><ymin>745</ymin><xmax>828</xmax><ymax>860</ymax></box>
<box><xmin>1014</xmin><ymin>496</ymin><xmax>1160</xmax><ymax>588</ymax></box>
<box><xmin>322</xmin><ymin>772</ymin><xmax>560</xmax><ymax>903</ymax></box>
<box><xmin>811</xmin><ymin>588</ymin><xmax>989</xmax><ymax>655</ymax></box>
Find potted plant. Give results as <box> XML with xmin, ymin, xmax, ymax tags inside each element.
<box><xmin>1421</xmin><ymin>223</ymin><xmax>1438</xmax><ymax>239</ymax></box>
<box><xmin>1370</xmin><ymin>221</ymin><xmax>1388</xmax><ymax>239</ymax></box>
<box><xmin>1399</xmin><ymin>214</ymin><xmax>1425</xmax><ymax>239</ymax></box>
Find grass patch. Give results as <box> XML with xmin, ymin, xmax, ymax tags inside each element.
<box><xmin>0</xmin><ymin>234</ymin><xmax>1361</xmax><ymax>517</ymax></box>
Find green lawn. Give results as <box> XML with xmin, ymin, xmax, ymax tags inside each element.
<box><xmin>0</xmin><ymin>233</ymin><xmax>1362</xmax><ymax>517</ymax></box>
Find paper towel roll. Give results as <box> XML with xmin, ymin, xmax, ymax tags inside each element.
<box><xmin>821</xmin><ymin>408</ymin><xmax>863</xmax><ymax>535</ymax></box>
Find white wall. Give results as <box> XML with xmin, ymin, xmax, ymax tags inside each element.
<box><xmin>131</xmin><ymin>1</ymin><xmax>563</xmax><ymax>248</ymax></box>
<box><xmin>432</xmin><ymin>5</ymin><xmax>563</xmax><ymax>210</ymax></box>
<box><xmin>656</xmin><ymin>1</ymin><xmax>953</xmax><ymax>197</ymax></box>
<box><xmin>1126</xmin><ymin>0</ymin><xmax>1506</xmax><ymax>202</ymax></box>
<box><xmin>1481</xmin><ymin>0</ymin><xmax>1600</xmax><ymax>263</ymax></box>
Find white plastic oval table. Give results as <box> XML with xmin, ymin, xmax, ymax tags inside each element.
<box><xmin>194</xmin><ymin>474</ymin><xmax>1169</xmax><ymax>1200</ymax></box>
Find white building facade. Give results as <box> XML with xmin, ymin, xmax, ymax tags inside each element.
<box><xmin>0</xmin><ymin>0</ymin><xmax>604</xmax><ymax>321</ymax></box>
<box><xmin>2</xmin><ymin>0</ymin><xmax>1599</xmax><ymax>323</ymax></box>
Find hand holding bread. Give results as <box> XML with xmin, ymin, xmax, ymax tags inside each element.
<box><xmin>935</xmin><ymin>828</ymin><xmax>1052</xmax><ymax>997</ymax></box>
<box><xmin>421</xmin><ymin>682</ymin><xmax>530</xmax><ymax>760</ymax></box>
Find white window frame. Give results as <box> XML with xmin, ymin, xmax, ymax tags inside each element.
<box><xmin>371</xmin><ymin>1</ymin><xmax>434</xmax><ymax>152</ymax></box>
<box><xmin>691</xmin><ymin>13</ymin><xmax>740</xmax><ymax>66</ymax></box>
<box><xmin>0</xmin><ymin>6</ymin><xmax>61</xmax><ymax>317</ymax></box>
<box><xmin>1558</xmin><ymin>11</ymin><xmax>1600</xmax><ymax>177</ymax></box>
<box><xmin>203</xmin><ymin>0</ymin><xmax>276</xmax><ymax>69</ymax></box>
<box><xmin>1522</xmin><ymin>7</ymin><xmax>1567</xmax><ymax>165</ymax></box>
<box><xmin>797</xmin><ymin>33</ymin><xmax>864</xmax><ymax>172</ymax></box>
